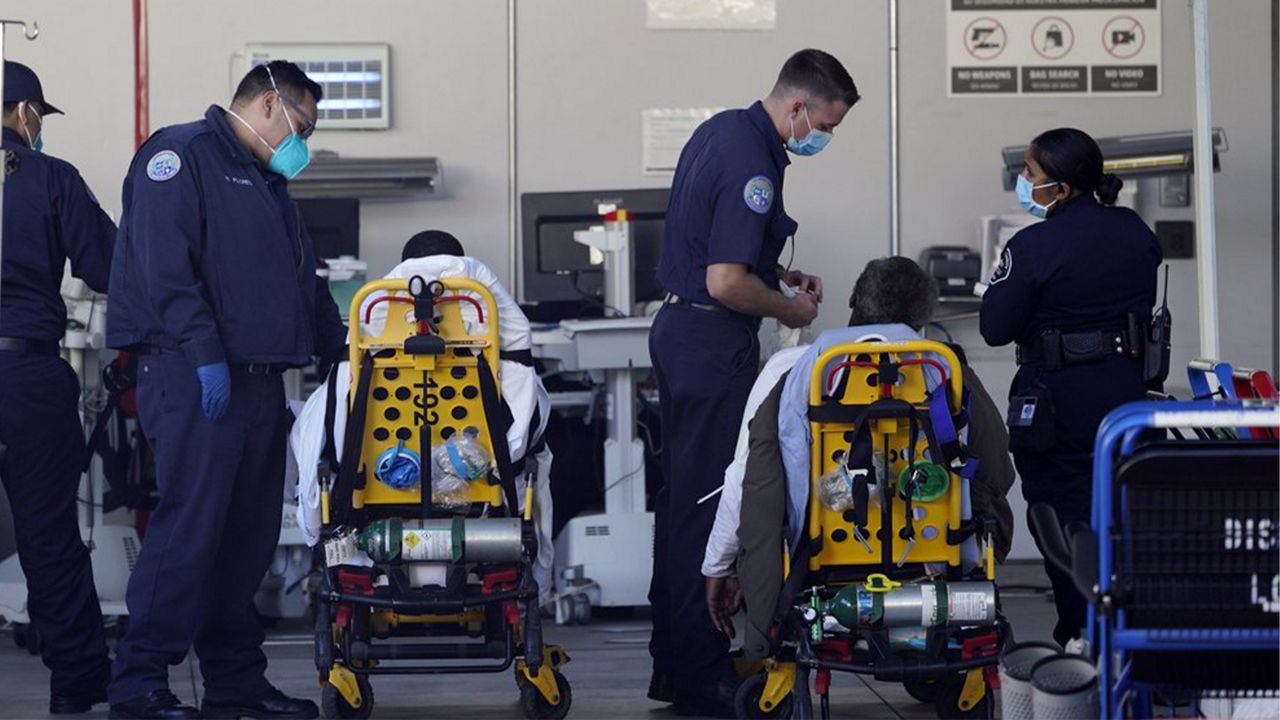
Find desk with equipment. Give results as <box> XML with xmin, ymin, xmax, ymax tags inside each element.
<box><xmin>522</xmin><ymin>189</ymin><xmax>668</xmax><ymax>615</ymax></box>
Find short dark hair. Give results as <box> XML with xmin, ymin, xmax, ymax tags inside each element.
<box><xmin>1030</xmin><ymin>127</ymin><xmax>1123</xmax><ymax>206</ymax></box>
<box><xmin>233</xmin><ymin>60</ymin><xmax>323</xmax><ymax>107</ymax></box>
<box><xmin>848</xmin><ymin>257</ymin><xmax>938</xmax><ymax>329</ymax></box>
<box><xmin>402</xmin><ymin>230</ymin><xmax>465</xmax><ymax>262</ymax></box>
<box><xmin>773</xmin><ymin>49</ymin><xmax>860</xmax><ymax>107</ymax></box>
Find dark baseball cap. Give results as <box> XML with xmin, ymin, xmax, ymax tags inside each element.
<box><xmin>3</xmin><ymin>61</ymin><xmax>62</xmax><ymax>115</ymax></box>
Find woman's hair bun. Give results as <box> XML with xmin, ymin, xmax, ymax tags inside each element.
<box><xmin>1096</xmin><ymin>172</ymin><xmax>1123</xmax><ymax>206</ymax></box>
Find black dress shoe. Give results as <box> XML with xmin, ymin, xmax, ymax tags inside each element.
<box><xmin>50</xmin><ymin>686</ymin><xmax>108</xmax><ymax>715</ymax></box>
<box><xmin>202</xmin><ymin>687</ymin><xmax>319</xmax><ymax>719</ymax></box>
<box><xmin>648</xmin><ymin>670</ymin><xmax>675</xmax><ymax>704</ymax></box>
<box><xmin>108</xmin><ymin>689</ymin><xmax>201</xmax><ymax>719</ymax></box>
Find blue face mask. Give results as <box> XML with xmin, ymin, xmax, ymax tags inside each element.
<box><xmin>228</xmin><ymin>66</ymin><xmax>313</xmax><ymax>180</ymax></box>
<box><xmin>22</xmin><ymin>103</ymin><xmax>42</xmax><ymax>153</ymax></box>
<box><xmin>1016</xmin><ymin>174</ymin><xmax>1060</xmax><ymax>218</ymax></box>
<box><xmin>786</xmin><ymin>106</ymin><xmax>831</xmax><ymax>157</ymax></box>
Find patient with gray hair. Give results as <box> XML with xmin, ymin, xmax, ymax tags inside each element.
<box><xmin>702</xmin><ymin>257</ymin><xmax>1016</xmax><ymax>658</ymax></box>
<box><xmin>847</xmin><ymin>255</ymin><xmax>940</xmax><ymax>329</ymax></box>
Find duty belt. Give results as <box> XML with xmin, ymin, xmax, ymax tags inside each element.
<box><xmin>134</xmin><ymin>346</ymin><xmax>290</xmax><ymax>374</ymax></box>
<box><xmin>664</xmin><ymin>293</ymin><xmax>761</xmax><ymax>329</ymax></box>
<box><xmin>1016</xmin><ymin>328</ymin><xmax>1140</xmax><ymax>371</ymax></box>
<box><xmin>0</xmin><ymin>337</ymin><xmax>59</xmax><ymax>356</ymax></box>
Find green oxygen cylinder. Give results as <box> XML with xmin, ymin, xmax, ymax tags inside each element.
<box><xmin>357</xmin><ymin>519</ymin><xmax>406</xmax><ymax>562</ymax></box>
<box><xmin>355</xmin><ymin>518</ymin><xmax>463</xmax><ymax>563</ymax></box>
<box><xmin>825</xmin><ymin>585</ymin><xmax>878</xmax><ymax>629</ymax></box>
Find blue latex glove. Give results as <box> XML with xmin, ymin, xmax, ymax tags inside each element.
<box><xmin>196</xmin><ymin>362</ymin><xmax>231</xmax><ymax>421</ymax></box>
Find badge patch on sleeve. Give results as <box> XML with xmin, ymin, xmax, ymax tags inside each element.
<box><xmin>146</xmin><ymin>150</ymin><xmax>181</xmax><ymax>182</ymax></box>
<box><xmin>989</xmin><ymin>247</ymin><xmax>1013</xmax><ymax>285</ymax></box>
<box><xmin>743</xmin><ymin>175</ymin><xmax>774</xmax><ymax>215</ymax></box>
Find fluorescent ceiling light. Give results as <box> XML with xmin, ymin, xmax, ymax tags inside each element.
<box><xmin>319</xmin><ymin>99</ymin><xmax>384</xmax><ymax>111</ymax></box>
<box><xmin>307</xmin><ymin>71</ymin><xmax>382</xmax><ymax>83</ymax></box>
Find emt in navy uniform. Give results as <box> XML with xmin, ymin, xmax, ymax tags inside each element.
<box><xmin>648</xmin><ymin>49</ymin><xmax>859</xmax><ymax>717</ymax></box>
<box><xmin>105</xmin><ymin>61</ymin><xmax>345</xmax><ymax>720</ymax></box>
<box><xmin>0</xmin><ymin>61</ymin><xmax>115</xmax><ymax>716</ymax></box>
<box><xmin>980</xmin><ymin>127</ymin><xmax>1161</xmax><ymax>647</ymax></box>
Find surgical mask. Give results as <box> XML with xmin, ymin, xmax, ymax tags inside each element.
<box><xmin>1016</xmin><ymin>174</ymin><xmax>1060</xmax><ymax>218</ymax></box>
<box><xmin>227</xmin><ymin>67</ymin><xmax>312</xmax><ymax>180</ymax></box>
<box><xmin>786</xmin><ymin>106</ymin><xmax>831</xmax><ymax>157</ymax></box>
<box><xmin>21</xmin><ymin>102</ymin><xmax>42</xmax><ymax>153</ymax></box>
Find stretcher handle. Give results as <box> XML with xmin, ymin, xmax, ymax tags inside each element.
<box><xmin>824</xmin><ymin>358</ymin><xmax>949</xmax><ymax>397</ymax></box>
<box><xmin>435</xmin><ymin>295</ymin><xmax>485</xmax><ymax>323</ymax></box>
<box><xmin>361</xmin><ymin>294</ymin><xmax>486</xmax><ymax>326</ymax></box>
<box><xmin>810</xmin><ymin>342</ymin><xmax>963</xmax><ymax>411</ymax></box>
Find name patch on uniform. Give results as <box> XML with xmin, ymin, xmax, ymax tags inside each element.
<box><xmin>743</xmin><ymin>175</ymin><xmax>774</xmax><ymax>215</ymax></box>
<box><xmin>989</xmin><ymin>247</ymin><xmax>1013</xmax><ymax>285</ymax></box>
<box><xmin>146</xmin><ymin>150</ymin><xmax>181</xmax><ymax>182</ymax></box>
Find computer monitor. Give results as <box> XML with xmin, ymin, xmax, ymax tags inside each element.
<box><xmin>297</xmin><ymin>197</ymin><xmax>360</xmax><ymax>260</ymax></box>
<box><xmin>520</xmin><ymin>188</ymin><xmax>670</xmax><ymax>313</ymax></box>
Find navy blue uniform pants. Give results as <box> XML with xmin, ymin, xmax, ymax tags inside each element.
<box><xmin>1012</xmin><ymin>357</ymin><xmax>1146</xmax><ymax>647</ymax></box>
<box><xmin>649</xmin><ymin>304</ymin><xmax>759</xmax><ymax>691</ymax></box>
<box><xmin>109</xmin><ymin>353</ymin><xmax>287</xmax><ymax>704</ymax></box>
<box><xmin>0</xmin><ymin>353</ymin><xmax>109</xmax><ymax>696</ymax></box>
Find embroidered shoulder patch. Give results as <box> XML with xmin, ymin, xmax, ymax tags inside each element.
<box><xmin>146</xmin><ymin>150</ymin><xmax>181</xmax><ymax>182</ymax></box>
<box><xmin>990</xmin><ymin>247</ymin><xmax>1013</xmax><ymax>285</ymax></box>
<box><xmin>743</xmin><ymin>175</ymin><xmax>774</xmax><ymax>215</ymax></box>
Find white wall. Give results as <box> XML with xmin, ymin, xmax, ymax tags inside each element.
<box><xmin>0</xmin><ymin>0</ymin><xmax>1274</xmax><ymax>562</ymax></box>
<box><xmin>516</xmin><ymin>0</ymin><xmax>891</xmax><ymax>332</ymax></box>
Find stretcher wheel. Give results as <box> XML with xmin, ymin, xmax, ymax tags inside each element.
<box><xmin>933</xmin><ymin>674</ymin><xmax>989</xmax><ymax>720</ymax></box>
<box><xmin>734</xmin><ymin>673</ymin><xmax>794</xmax><ymax>719</ymax></box>
<box><xmin>903</xmin><ymin>676</ymin><xmax>940</xmax><ymax>704</ymax></box>
<box><xmin>321</xmin><ymin>675</ymin><xmax>373</xmax><ymax>719</ymax></box>
<box><xmin>519</xmin><ymin>670</ymin><xmax>571</xmax><ymax>720</ymax></box>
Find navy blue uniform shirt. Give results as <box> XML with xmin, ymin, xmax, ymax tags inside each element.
<box><xmin>657</xmin><ymin>101</ymin><xmax>799</xmax><ymax>308</ymax></box>
<box><xmin>1</xmin><ymin>127</ymin><xmax>115</xmax><ymax>341</ymax></box>
<box><xmin>980</xmin><ymin>195</ymin><xmax>1162</xmax><ymax>347</ymax></box>
<box><xmin>107</xmin><ymin>106</ymin><xmax>346</xmax><ymax>367</ymax></box>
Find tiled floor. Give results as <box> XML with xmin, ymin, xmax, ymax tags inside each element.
<box><xmin>0</xmin><ymin>564</ymin><xmax>1060</xmax><ymax>719</ymax></box>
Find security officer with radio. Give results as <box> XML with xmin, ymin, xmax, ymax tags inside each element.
<box><xmin>0</xmin><ymin>60</ymin><xmax>115</xmax><ymax>716</ymax></box>
<box><xmin>980</xmin><ymin>127</ymin><xmax>1163</xmax><ymax>647</ymax></box>
<box><xmin>648</xmin><ymin>49</ymin><xmax>858</xmax><ymax>717</ymax></box>
<box><xmin>106</xmin><ymin>60</ymin><xmax>345</xmax><ymax>720</ymax></box>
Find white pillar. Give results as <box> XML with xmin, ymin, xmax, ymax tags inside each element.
<box><xmin>1191</xmin><ymin>0</ymin><xmax>1220</xmax><ymax>359</ymax></box>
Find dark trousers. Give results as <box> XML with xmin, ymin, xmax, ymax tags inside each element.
<box><xmin>1017</xmin><ymin>451</ymin><xmax>1092</xmax><ymax>647</ymax></box>
<box><xmin>1010</xmin><ymin>357</ymin><xmax>1146</xmax><ymax>648</ymax></box>
<box><xmin>648</xmin><ymin>305</ymin><xmax>759</xmax><ymax>691</ymax></box>
<box><xmin>0</xmin><ymin>353</ymin><xmax>109</xmax><ymax>696</ymax></box>
<box><xmin>109</xmin><ymin>353</ymin><xmax>287</xmax><ymax>704</ymax></box>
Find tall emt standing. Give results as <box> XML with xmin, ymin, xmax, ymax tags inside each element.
<box><xmin>647</xmin><ymin>49</ymin><xmax>859</xmax><ymax>717</ymax></box>
<box><xmin>105</xmin><ymin>61</ymin><xmax>346</xmax><ymax>720</ymax></box>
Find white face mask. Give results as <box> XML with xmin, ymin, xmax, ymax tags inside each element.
<box><xmin>20</xmin><ymin>102</ymin><xmax>42</xmax><ymax>152</ymax></box>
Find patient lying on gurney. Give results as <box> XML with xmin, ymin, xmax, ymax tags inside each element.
<box><xmin>700</xmin><ymin>257</ymin><xmax>1015</xmax><ymax>657</ymax></box>
<box><xmin>291</xmin><ymin>231</ymin><xmax>556</xmax><ymax>601</ymax></box>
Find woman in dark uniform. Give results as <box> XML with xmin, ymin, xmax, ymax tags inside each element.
<box><xmin>980</xmin><ymin>127</ymin><xmax>1162</xmax><ymax>646</ymax></box>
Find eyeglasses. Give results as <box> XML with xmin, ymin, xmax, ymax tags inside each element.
<box><xmin>278</xmin><ymin>93</ymin><xmax>317</xmax><ymax>140</ymax></box>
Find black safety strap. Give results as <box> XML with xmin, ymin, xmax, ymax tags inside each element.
<box><xmin>476</xmin><ymin>353</ymin><xmax>521</xmax><ymax>516</ymax></box>
<box><xmin>321</xmin><ymin>362</ymin><xmax>340</xmax><ymax>468</ymax></box>
<box><xmin>899</xmin><ymin>413</ymin><xmax>919</xmax><ymax>545</ymax></box>
<box><xmin>331</xmin><ymin>351</ymin><xmax>376</xmax><ymax>525</ymax></box>
<box><xmin>500</xmin><ymin>349</ymin><xmax>535</xmax><ymax>367</ymax></box>
<box><xmin>771</xmin><ymin>530</ymin><xmax>818</xmax><ymax>655</ymax></box>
